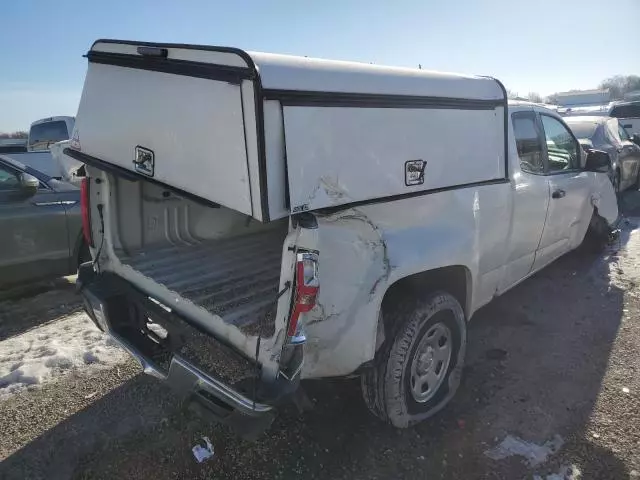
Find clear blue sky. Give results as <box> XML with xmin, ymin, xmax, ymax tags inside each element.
<box><xmin>1</xmin><ymin>0</ymin><xmax>638</xmax><ymax>131</ymax></box>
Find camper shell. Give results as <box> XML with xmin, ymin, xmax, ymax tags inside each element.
<box><xmin>68</xmin><ymin>39</ymin><xmax>508</xmax><ymax>222</ymax></box>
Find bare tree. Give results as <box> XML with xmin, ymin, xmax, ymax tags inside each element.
<box><xmin>505</xmin><ymin>88</ymin><xmax>519</xmax><ymax>99</ymax></box>
<box><xmin>599</xmin><ymin>75</ymin><xmax>640</xmax><ymax>100</ymax></box>
<box><xmin>527</xmin><ymin>92</ymin><xmax>543</xmax><ymax>103</ymax></box>
<box><xmin>546</xmin><ymin>93</ymin><xmax>559</xmax><ymax>104</ymax></box>
<box><xmin>0</xmin><ymin>131</ymin><xmax>28</xmax><ymax>139</ymax></box>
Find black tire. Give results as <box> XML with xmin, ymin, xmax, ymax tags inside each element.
<box><xmin>581</xmin><ymin>211</ymin><xmax>610</xmax><ymax>253</ymax></box>
<box><xmin>361</xmin><ymin>291</ymin><xmax>467</xmax><ymax>428</ymax></box>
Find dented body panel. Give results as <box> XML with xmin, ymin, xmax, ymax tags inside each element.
<box><xmin>299</xmin><ymin>103</ymin><xmax>618</xmax><ymax>379</ymax></box>
<box><xmin>301</xmin><ymin>182</ymin><xmax>512</xmax><ymax>378</ymax></box>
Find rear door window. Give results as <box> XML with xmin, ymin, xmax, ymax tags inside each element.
<box><xmin>512</xmin><ymin>112</ymin><xmax>545</xmax><ymax>174</ymax></box>
<box><xmin>28</xmin><ymin>121</ymin><xmax>69</xmax><ymax>149</ymax></box>
<box><xmin>610</xmin><ymin>103</ymin><xmax>640</xmax><ymax>119</ymax></box>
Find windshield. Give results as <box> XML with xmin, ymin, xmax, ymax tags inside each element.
<box><xmin>566</xmin><ymin>121</ymin><xmax>598</xmax><ymax>139</ymax></box>
<box><xmin>28</xmin><ymin>121</ymin><xmax>69</xmax><ymax>149</ymax></box>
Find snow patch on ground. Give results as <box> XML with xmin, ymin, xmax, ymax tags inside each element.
<box><xmin>534</xmin><ymin>464</ymin><xmax>582</xmax><ymax>480</ymax></box>
<box><xmin>0</xmin><ymin>312</ymin><xmax>127</xmax><ymax>399</ymax></box>
<box><xmin>607</xmin><ymin>216</ymin><xmax>640</xmax><ymax>287</ymax></box>
<box><xmin>484</xmin><ymin>434</ymin><xmax>564</xmax><ymax>467</ymax></box>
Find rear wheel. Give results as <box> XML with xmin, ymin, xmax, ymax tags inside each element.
<box><xmin>361</xmin><ymin>291</ymin><xmax>467</xmax><ymax>428</ymax></box>
<box><xmin>581</xmin><ymin>211</ymin><xmax>610</xmax><ymax>253</ymax></box>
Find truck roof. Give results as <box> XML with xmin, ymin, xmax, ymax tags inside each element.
<box><xmin>91</xmin><ymin>39</ymin><xmax>505</xmax><ymax>102</ymax></box>
<box><xmin>30</xmin><ymin>116</ymin><xmax>75</xmax><ymax>127</ymax></box>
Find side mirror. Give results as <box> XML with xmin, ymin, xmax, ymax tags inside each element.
<box><xmin>19</xmin><ymin>173</ymin><xmax>40</xmax><ymax>197</ymax></box>
<box><xmin>578</xmin><ymin>140</ymin><xmax>593</xmax><ymax>152</ymax></box>
<box><xmin>585</xmin><ymin>150</ymin><xmax>611</xmax><ymax>173</ymax></box>
<box><xmin>632</xmin><ymin>133</ymin><xmax>640</xmax><ymax>146</ymax></box>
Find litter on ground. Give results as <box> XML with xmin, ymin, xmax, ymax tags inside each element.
<box><xmin>192</xmin><ymin>436</ymin><xmax>215</xmax><ymax>463</ymax></box>
<box><xmin>484</xmin><ymin>434</ymin><xmax>564</xmax><ymax>467</ymax></box>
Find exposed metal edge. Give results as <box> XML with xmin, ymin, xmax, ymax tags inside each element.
<box><xmin>108</xmin><ymin>332</ymin><xmax>167</xmax><ymax>380</ymax></box>
<box><xmin>171</xmin><ymin>356</ymin><xmax>272</xmax><ymax>414</ymax></box>
<box><xmin>108</xmin><ymin>333</ymin><xmax>272</xmax><ymax>415</ymax></box>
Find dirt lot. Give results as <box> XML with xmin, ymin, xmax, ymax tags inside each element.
<box><xmin>2</xmin><ymin>194</ymin><xmax>640</xmax><ymax>479</ymax></box>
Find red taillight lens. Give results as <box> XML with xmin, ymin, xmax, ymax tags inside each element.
<box><xmin>80</xmin><ymin>177</ymin><xmax>94</xmax><ymax>247</ymax></box>
<box><xmin>288</xmin><ymin>252</ymin><xmax>319</xmax><ymax>337</ymax></box>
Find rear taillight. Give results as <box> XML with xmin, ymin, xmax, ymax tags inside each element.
<box><xmin>288</xmin><ymin>252</ymin><xmax>319</xmax><ymax>337</ymax></box>
<box><xmin>80</xmin><ymin>177</ymin><xmax>94</xmax><ymax>247</ymax></box>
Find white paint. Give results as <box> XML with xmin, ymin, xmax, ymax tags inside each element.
<box><xmin>484</xmin><ymin>434</ymin><xmax>564</xmax><ymax>467</ymax></box>
<box><xmin>0</xmin><ymin>313</ymin><xmax>127</xmax><ymax>400</ymax></box>
<box><xmin>302</xmin><ymin>105</ymin><xmax>617</xmax><ymax>378</ymax></box>
<box><xmin>76</xmin><ymin>39</ymin><xmax>505</xmax><ymax>222</ymax></box>
<box><xmin>74</xmin><ymin>62</ymin><xmax>253</xmax><ymax>215</ymax></box>
<box><xmin>249</xmin><ymin>51</ymin><xmax>503</xmax><ymax>100</ymax></box>
<box><xmin>283</xmin><ymin>105</ymin><xmax>504</xmax><ymax>212</ymax></box>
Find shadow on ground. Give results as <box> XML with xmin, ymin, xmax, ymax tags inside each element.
<box><xmin>3</xmin><ymin>196</ymin><xmax>639</xmax><ymax>479</ymax></box>
<box><xmin>0</xmin><ymin>277</ymin><xmax>82</xmax><ymax>342</ymax></box>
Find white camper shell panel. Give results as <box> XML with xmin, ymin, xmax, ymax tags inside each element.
<box><xmin>283</xmin><ymin>105</ymin><xmax>505</xmax><ymax>212</ymax></box>
<box><xmin>70</xmin><ymin>40</ymin><xmax>507</xmax><ymax>222</ymax></box>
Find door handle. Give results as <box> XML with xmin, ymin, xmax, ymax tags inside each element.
<box><xmin>552</xmin><ymin>189</ymin><xmax>566</xmax><ymax>199</ymax></box>
<box><xmin>624</xmin><ymin>124</ymin><xmax>632</xmax><ymax>129</ymax></box>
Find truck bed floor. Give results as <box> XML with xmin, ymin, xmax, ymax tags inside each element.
<box><xmin>117</xmin><ymin>228</ymin><xmax>286</xmax><ymax>337</ymax></box>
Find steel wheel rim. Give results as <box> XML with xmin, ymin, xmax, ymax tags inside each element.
<box><xmin>409</xmin><ymin>322</ymin><xmax>452</xmax><ymax>403</ymax></box>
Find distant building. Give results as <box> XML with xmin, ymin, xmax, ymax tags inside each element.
<box><xmin>555</xmin><ymin>89</ymin><xmax>610</xmax><ymax>107</ymax></box>
<box><xmin>624</xmin><ymin>90</ymin><xmax>640</xmax><ymax>100</ymax></box>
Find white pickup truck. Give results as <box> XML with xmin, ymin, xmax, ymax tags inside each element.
<box><xmin>71</xmin><ymin>40</ymin><xmax>618</xmax><ymax>436</ymax></box>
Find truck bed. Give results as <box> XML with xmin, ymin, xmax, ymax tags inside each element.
<box><xmin>117</xmin><ymin>228</ymin><xmax>286</xmax><ymax>337</ymax></box>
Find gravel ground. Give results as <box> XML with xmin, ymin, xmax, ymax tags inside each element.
<box><xmin>1</xmin><ymin>193</ymin><xmax>640</xmax><ymax>479</ymax></box>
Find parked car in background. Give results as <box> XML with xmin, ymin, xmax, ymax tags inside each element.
<box><xmin>27</xmin><ymin>116</ymin><xmax>75</xmax><ymax>152</ymax></box>
<box><xmin>0</xmin><ymin>154</ymin><xmax>89</xmax><ymax>288</ymax></box>
<box><xmin>565</xmin><ymin>116</ymin><xmax>640</xmax><ymax>193</ymax></box>
<box><xmin>610</xmin><ymin>100</ymin><xmax>640</xmax><ymax>137</ymax></box>
<box><xmin>560</xmin><ymin>100</ymin><xmax>640</xmax><ymax>137</ymax></box>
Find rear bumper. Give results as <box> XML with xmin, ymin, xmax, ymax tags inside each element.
<box><xmin>77</xmin><ymin>264</ymin><xmax>292</xmax><ymax>436</ymax></box>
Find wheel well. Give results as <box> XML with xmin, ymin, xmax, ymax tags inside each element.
<box><xmin>378</xmin><ymin>266</ymin><xmax>471</xmax><ymax>342</ymax></box>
